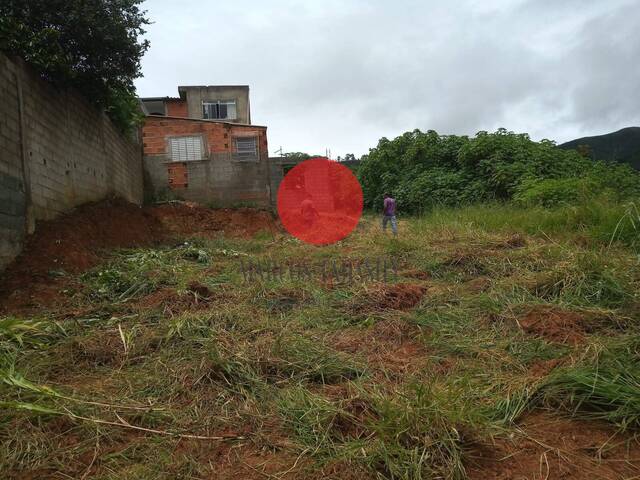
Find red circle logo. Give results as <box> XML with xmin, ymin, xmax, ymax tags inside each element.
<box><xmin>276</xmin><ymin>158</ymin><xmax>363</xmax><ymax>245</ymax></box>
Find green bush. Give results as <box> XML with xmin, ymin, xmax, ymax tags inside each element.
<box><xmin>359</xmin><ymin>129</ymin><xmax>640</xmax><ymax>213</ymax></box>
<box><xmin>513</xmin><ymin>177</ymin><xmax>598</xmax><ymax>207</ymax></box>
<box><xmin>514</xmin><ymin>162</ymin><xmax>640</xmax><ymax>207</ymax></box>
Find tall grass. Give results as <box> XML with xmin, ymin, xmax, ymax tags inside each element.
<box><xmin>411</xmin><ymin>198</ymin><xmax>640</xmax><ymax>249</ymax></box>
<box><xmin>542</xmin><ymin>337</ymin><xmax>640</xmax><ymax>431</ymax></box>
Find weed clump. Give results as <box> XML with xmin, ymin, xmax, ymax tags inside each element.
<box><xmin>542</xmin><ymin>337</ymin><xmax>640</xmax><ymax>430</ymax></box>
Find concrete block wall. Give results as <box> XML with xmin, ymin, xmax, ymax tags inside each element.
<box><xmin>0</xmin><ymin>55</ymin><xmax>27</xmax><ymax>268</ymax></box>
<box><xmin>142</xmin><ymin>116</ymin><xmax>271</xmax><ymax>206</ymax></box>
<box><xmin>0</xmin><ymin>52</ymin><xmax>144</xmax><ymax>270</ymax></box>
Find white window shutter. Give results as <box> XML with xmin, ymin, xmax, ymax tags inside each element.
<box><xmin>169</xmin><ymin>136</ymin><xmax>204</xmax><ymax>162</ymax></box>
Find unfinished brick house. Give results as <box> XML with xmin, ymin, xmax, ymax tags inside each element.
<box><xmin>139</xmin><ymin>86</ymin><xmax>271</xmax><ymax>206</ymax></box>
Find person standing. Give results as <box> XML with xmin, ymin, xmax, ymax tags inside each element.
<box><xmin>382</xmin><ymin>193</ymin><xmax>397</xmax><ymax>236</ymax></box>
<box><xmin>301</xmin><ymin>193</ymin><xmax>320</xmax><ymax>228</ymax></box>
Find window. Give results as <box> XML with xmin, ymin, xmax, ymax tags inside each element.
<box><xmin>233</xmin><ymin>136</ymin><xmax>258</xmax><ymax>162</ymax></box>
<box><xmin>168</xmin><ymin>136</ymin><xmax>205</xmax><ymax>162</ymax></box>
<box><xmin>202</xmin><ymin>100</ymin><xmax>237</xmax><ymax>120</ymax></box>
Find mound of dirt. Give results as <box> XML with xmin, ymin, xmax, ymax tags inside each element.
<box><xmin>0</xmin><ymin>199</ymin><xmax>165</xmax><ymax>314</ymax></box>
<box><xmin>2</xmin><ymin>198</ymin><xmax>164</xmax><ymax>281</ymax></box>
<box><xmin>150</xmin><ymin>202</ymin><xmax>277</xmax><ymax>239</ymax></box>
<box><xmin>518</xmin><ymin>306</ymin><xmax>589</xmax><ymax>345</ymax></box>
<box><xmin>466</xmin><ymin>412</ymin><xmax>640</xmax><ymax>479</ymax></box>
<box><xmin>348</xmin><ymin>283</ymin><xmax>426</xmax><ymax>313</ymax></box>
<box><xmin>0</xmin><ymin>199</ymin><xmax>278</xmax><ymax>314</ymax></box>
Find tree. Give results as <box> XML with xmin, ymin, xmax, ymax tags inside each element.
<box><xmin>357</xmin><ymin>128</ymin><xmax>640</xmax><ymax>212</ymax></box>
<box><xmin>0</xmin><ymin>0</ymin><xmax>150</xmax><ymax>133</ymax></box>
<box><xmin>282</xmin><ymin>152</ymin><xmax>312</xmax><ymax>161</ymax></box>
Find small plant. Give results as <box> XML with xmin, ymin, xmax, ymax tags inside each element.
<box><xmin>180</xmin><ymin>242</ymin><xmax>211</xmax><ymax>263</ymax></box>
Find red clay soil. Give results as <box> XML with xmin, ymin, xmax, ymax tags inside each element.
<box><xmin>528</xmin><ymin>358</ymin><xmax>563</xmax><ymax>378</ymax></box>
<box><xmin>4</xmin><ymin>199</ymin><xmax>164</xmax><ymax>278</ymax></box>
<box><xmin>348</xmin><ymin>283</ymin><xmax>426</xmax><ymax>313</ymax></box>
<box><xmin>0</xmin><ymin>199</ymin><xmax>164</xmax><ymax>314</ymax></box>
<box><xmin>0</xmin><ymin>199</ymin><xmax>278</xmax><ymax>314</ymax></box>
<box><xmin>133</xmin><ymin>282</ymin><xmax>217</xmax><ymax>316</ymax></box>
<box><xmin>467</xmin><ymin>411</ymin><xmax>640</xmax><ymax>480</ymax></box>
<box><xmin>400</xmin><ymin>268</ymin><xmax>432</xmax><ymax>280</ymax></box>
<box><xmin>150</xmin><ymin>201</ymin><xmax>277</xmax><ymax>239</ymax></box>
<box><xmin>173</xmin><ymin>439</ymin><xmax>373</xmax><ymax>480</ymax></box>
<box><xmin>369</xmin><ymin>283</ymin><xmax>426</xmax><ymax>310</ymax></box>
<box><xmin>332</xmin><ymin>319</ymin><xmax>429</xmax><ymax>378</ymax></box>
<box><xmin>518</xmin><ymin>306</ymin><xmax>590</xmax><ymax>345</ymax></box>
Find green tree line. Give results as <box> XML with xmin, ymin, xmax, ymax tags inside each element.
<box><xmin>358</xmin><ymin>128</ymin><xmax>640</xmax><ymax>212</ymax></box>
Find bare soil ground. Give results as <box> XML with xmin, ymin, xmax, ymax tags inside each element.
<box><xmin>467</xmin><ymin>412</ymin><xmax>640</xmax><ymax>480</ymax></box>
<box><xmin>1</xmin><ymin>200</ymin><xmax>639</xmax><ymax>479</ymax></box>
<box><xmin>0</xmin><ymin>199</ymin><xmax>277</xmax><ymax>314</ymax></box>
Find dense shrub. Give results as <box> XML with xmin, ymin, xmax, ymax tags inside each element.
<box><xmin>513</xmin><ymin>177</ymin><xmax>597</xmax><ymax>207</ymax></box>
<box><xmin>358</xmin><ymin>128</ymin><xmax>640</xmax><ymax>213</ymax></box>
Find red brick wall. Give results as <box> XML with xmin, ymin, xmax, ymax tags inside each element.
<box><xmin>142</xmin><ymin>117</ymin><xmax>267</xmax><ymax>157</ymax></box>
<box><xmin>165</xmin><ymin>100</ymin><xmax>188</xmax><ymax>117</ymax></box>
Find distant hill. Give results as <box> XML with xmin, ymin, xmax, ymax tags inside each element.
<box><xmin>559</xmin><ymin>127</ymin><xmax>640</xmax><ymax>170</ymax></box>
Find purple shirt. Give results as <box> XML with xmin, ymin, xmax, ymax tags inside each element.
<box><xmin>383</xmin><ymin>197</ymin><xmax>396</xmax><ymax>216</ymax></box>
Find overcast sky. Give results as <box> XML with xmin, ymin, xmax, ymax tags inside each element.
<box><xmin>135</xmin><ymin>0</ymin><xmax>640</xmax><ymax>158</ymax></box>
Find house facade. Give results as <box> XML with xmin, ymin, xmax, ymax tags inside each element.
<box><xmin>140</xmin><ymin>86</ymin><xmax>271</xmax><ymax>206</ymax></box>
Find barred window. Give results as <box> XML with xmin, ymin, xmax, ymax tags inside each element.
<box><xmin>168</xmin><ymin>136</ymin><xmax>205</xmax><ymax>162</ymax></box>
<box><xmin>233</xmin><ymin>136</ymin><xmax>258</xmax><ymax>162</ymax></box>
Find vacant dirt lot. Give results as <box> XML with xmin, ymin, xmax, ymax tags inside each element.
<box><xmin>1</xmin><ymin>200</ymin><xmax>639</xmax><ymax>479</ymax></box>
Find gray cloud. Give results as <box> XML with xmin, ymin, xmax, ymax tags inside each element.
<box><xmin>136</xmin><ymin>0</ymin><xmax>640</xmax><ymax>156</ymax></box>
